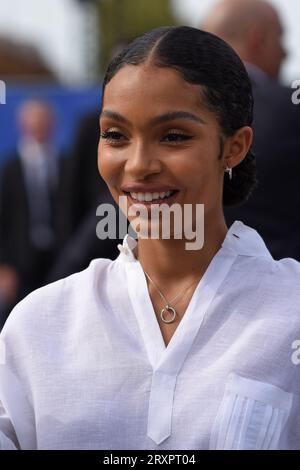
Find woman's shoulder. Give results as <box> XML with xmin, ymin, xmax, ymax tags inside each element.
<box><xmin>24</xmin><ymin>256</ymin><xmax>115</xmax><ymax>299</ymax></box>
<box><xmin>243</xmin><ymin>255</ymin><xmax>300</xmax><ymax>325</ymax></box>
<box><xmin>265</xmin><ymin>255</ymin><xmax>300</xmax><ymax>284</ymax></box>
<box><xmin>0</xmin><ymin>257</ymin><xmax>121</xmax><ymax>339</ymax></box>
<box><xmin>231</xmin><ymin>221</ymin><xmax>300</xmax><ymax>283</ymax></box>
<box><xmin>243</xmin><ymin>253</ymin><xmax>300</xmax><ymax>294</ymax></box>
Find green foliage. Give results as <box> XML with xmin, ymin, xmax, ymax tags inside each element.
<box><xmin>98</xmin><ymin>0</ymin><xmax>178</xmax><ymax>73</ymax></box>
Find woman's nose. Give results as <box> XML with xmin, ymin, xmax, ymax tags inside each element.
<box><xmin>124</xmin><ymin>142</ymin><xmax>162</xmax><ymax>178</ymax></box>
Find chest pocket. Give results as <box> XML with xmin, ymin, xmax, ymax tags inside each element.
<box><xmin>209</xmin><ymin>372</ymin><xmax>293</xmax><ymax>450</ymax></box>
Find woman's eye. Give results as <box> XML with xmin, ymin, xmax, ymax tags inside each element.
<box><xmin>162</xmin><ymin>133</ymin><xmax>193</xmax><ymax>142</ymax></box>
<box><xmin>100</xmin><ymin>130</ymin><xmax>193</xmax><ymax>144</ymax></box>
<box><xmin>100</xmin><ymin>130</ymin><xmax>126</xmax><ymax>143</ymax></box>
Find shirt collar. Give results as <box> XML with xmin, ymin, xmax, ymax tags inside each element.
<box><xmin>117</xmin><ymin>234</ymin><xmax>138</xmax><ymax>262</ymax></box>
<box><xmin>117</xmin><ymin>220</ymin><xmax>273</xmax><ymax>263</ymax></box>
<box><xmin>221</xmin><ymin>220</ymin><xmax>273</xmax><ymax>258</ymax></box>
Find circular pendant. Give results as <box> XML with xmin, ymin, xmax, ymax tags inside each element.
<box><xmin>160</xmin><ymin>305</ymin><xmax>176</xmax><ymax>324</ymax></box>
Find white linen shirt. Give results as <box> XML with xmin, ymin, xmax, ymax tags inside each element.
<box><xmin>0</xmin><ymin>220</ymin><xmax>300</xmax><ymax>450</ymax></box>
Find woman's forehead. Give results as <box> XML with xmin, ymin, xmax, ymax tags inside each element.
<box><xmin>102</xmin><ymin>64</ymin><xmax>206</xmax><ymax>115</ymax></box>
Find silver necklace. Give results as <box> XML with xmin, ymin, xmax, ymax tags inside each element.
<box><xmin>143</xmin><ymin>270</ymin><xmax>198</xmax><ymax>324</ymax></box>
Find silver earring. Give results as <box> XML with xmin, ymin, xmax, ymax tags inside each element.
<box><xmin>225</xmin><ymin>166</ymin><xmax>232</xmax><ymax>180</ymax></box>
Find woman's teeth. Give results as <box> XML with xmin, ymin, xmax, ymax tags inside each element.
<box><xmin>129</xmin><ymin>191</ymin><xmax>175</xmax><ymax>202</ymax></box>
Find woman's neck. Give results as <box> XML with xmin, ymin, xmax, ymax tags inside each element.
<box><xmin>136</xmin><ymin>215</ymin><xmax>228</xmax><ymax>288</ymax></box>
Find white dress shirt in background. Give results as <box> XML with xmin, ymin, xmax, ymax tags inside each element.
<box><xmin>19</xmin><ymin>138</ymin><xmax>58</xmax><ymax>250</ymax></box>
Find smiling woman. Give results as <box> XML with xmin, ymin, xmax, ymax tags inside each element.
<box><xmin>0</xmin><ymin>26</ymin><xmax>300</xmax><ymax>451</ymax></box>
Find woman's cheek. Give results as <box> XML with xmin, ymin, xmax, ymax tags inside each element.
<box><xmin>98</xmin><ymin>148</ymin><xmax>117</xmax><ymax>185</ymax></box>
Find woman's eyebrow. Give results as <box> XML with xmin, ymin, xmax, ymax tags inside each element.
<box><xmin>100</xmin><ymin>110</ymin><xmax>207</xmax><ymax>126</ymax></box>
<box><xmin>151</xmin><ymin>111</ymin><xmax>207</xmax><ymax>126</ymax></box>
<box><xmin>100</xmin><ymin>110</ymin><xmax>130</xmax><ymax>125</ymax></box>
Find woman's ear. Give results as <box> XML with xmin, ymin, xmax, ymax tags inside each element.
<box><xmin>223</xmin><ymin>126</ymin><xmax>253</xmax><ymax>169</ymax></box>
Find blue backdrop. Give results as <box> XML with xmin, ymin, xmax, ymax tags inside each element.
<box><xmin>0</xmin><ymin>85</ymin><xmax>102</xmax><ymax>163</ymax></box>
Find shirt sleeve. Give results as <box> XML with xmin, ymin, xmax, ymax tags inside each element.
<box><xmin>0</xmin><ymin>403</ymin><xmax>18</xmax><ymax>450</ymax></box>
<box><xmin>0</xmin><ymin>304</ymin><xmax>37</xmax><ymax>450</ymax></box>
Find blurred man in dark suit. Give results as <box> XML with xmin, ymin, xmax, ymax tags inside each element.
<box><xmin>203</xmin><ymin>0</ymin><xmax>300</xmax><ymax>260</ymax></box>
<box><xmin>46</xmin><ymin>110</ymin><xmax>119</xmax><ymax>283</ymax></box>
<box><xmin>61</xmin><ymin>110</ymin><xmax>109</xmax><ymax>237</ymax></box>
<box><xmin>0</xmin><ymin>99</ymin><xmax>66</xmax><ymax>323</ymax></box>
<box><xmin>47</xmin><ymin>43</ymin><xmax>132</xmax><ymax>282</ymax></box>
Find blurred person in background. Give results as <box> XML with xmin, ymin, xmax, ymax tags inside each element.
<box><xmin>202</xmin><ymin>0</ymin><xmax>300</xmax><ymax>260</ymax></box>
<box><xmin>0</xmin><ymin>99</ymin><xmax>66</xmax><ymax>325</ymax></box>
<box><xmin>47</xmin><ymin>43</ymin><xmax>132</xmax><ymax>282</ymax></box>
<box><xmin>202</xmin><ymin>0</ymin><xmax>286</xmax><ymax>81</ymax></box>
<box><xmin>62</xmin><ymin>108</ymin><xmax>113</xmax><ymax>236</ymax></box>
<box><xmin>47</xmin><ymin>106</ymin><xmax>119</xmax><ymax>283</ymax></box>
